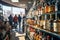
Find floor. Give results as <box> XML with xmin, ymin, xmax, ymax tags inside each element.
<box><xmin>10</xmin><ymin>20</ymin><xmax>29</xmax><ymax>40</ymax></box>
<box><xmin>10</xmin><ymin>29</ymin><xmax>26</xmax><ymax>40</ymax></box>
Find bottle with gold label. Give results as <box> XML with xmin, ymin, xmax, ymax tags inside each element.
<box><xmin>53</xmin><ymin>20</ymin><xmax>57</xmax><ymax>32</ymax></box>
<box><xmin>53</xmin><ymin>20</ymin><xmax>60</xmax><ymax>33</ymax></box>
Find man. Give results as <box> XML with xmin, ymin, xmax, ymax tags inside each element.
<box><xmin>8</xmin><ymin>15</ymin><xmax>13</xmax><ymax>26</ymax></box>
<box><xmin>18</xmin><ymin>15</ymin><xmax>21</xmax><ymax>24</ymax></box>
<box><xmin>13</xmin><ymin>15</ymin><xmax>18</xmax><ymax>28</ymax></box>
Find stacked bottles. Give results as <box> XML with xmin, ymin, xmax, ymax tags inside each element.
<box><xmin>33</xmin><ymin>31</ymin><xmax>42</xmax><ymax>40</ymax></box>
<box><xmin>27</xmin><ymin>18</ymin><xmax>34</xmax><ymax>25</ymax></box>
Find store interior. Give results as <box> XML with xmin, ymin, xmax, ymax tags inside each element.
<box><xmin>0</xmin><ymin>0</ymin><xmax>60</xmax><ymax>40</ymax></box>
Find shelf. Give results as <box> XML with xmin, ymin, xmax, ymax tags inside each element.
<box><xmin>27</xmin><ymin>24</ymin><xmax>60</xmax><ymax>39</ymax></box>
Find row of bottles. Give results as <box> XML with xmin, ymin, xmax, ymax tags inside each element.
<box><xmin>35</xmin><ymin>1</ymin><xmax>60</xmax><ymax>33</ymax></box>
<box><xmin>26</xmin><ymin>15</ymin><xmax>60</xmax><ymax>33</ymax></box>
<box><xmin>33</xmin><ymin>30</ymin><xmax>53</xmax><ymax>40</ymax></box>
<box><xmin>39</xmin><ymin>19</ymin><xmax>60</xmax><ymax>33</ymax></box>
<box><xmin>27</xmin><ymin>24</ymin><xmax>60</xmax><ymax>40</ymax></box>
<box><xmin>38</xmin><ymin>4</ymin><xmax>55</xmax><ymax>14</ymax></box>
<box><xmin>26</xmin><ymin>0</ymin><xmax>60</xmax><ymax>37</ymax></box>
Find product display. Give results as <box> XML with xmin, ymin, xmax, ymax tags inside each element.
<box><xmin>26</xmin><ymin>0</ymin><xmax>60</xmax><ymax>40</ymax></box>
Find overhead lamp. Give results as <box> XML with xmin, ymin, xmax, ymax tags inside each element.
<box><xmin>11</xmin><ymin>0</ymin><xmax>19</xmax><ymax>2</ymax></box>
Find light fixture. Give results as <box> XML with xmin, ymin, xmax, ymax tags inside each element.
<box><xmin>11</xmin><ymin>0</ymin><xmax>19</xmax><ymax>2</ymax></box>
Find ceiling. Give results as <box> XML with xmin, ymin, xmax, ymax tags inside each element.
<box><xmin>1</xmin><ymin>0</ymin><xmax>32</xmax><ymax>8</ymax></box>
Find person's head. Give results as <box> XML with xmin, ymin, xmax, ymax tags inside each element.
<box><xmin>18</xmin><ymin>15</ymin><xmax>20</xmax><ymax>16</ymax></box>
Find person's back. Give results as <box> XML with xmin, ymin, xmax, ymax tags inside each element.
<box><xmin>8</xmin><ymin>15</ymin><xmax>13</xmax><ymax>22</ymax></box>
<box><xmin>13</xmin><ymin>15</ymin><xmax>18</xmax><ymax>23</ymax></box>
<box><xmin>18</xmin><ymin>15</ymin><xmax>21</xmax><ymax>23</ymax></box>
<box><xmin>13</xmin><ymin>15</ymin><xmax>18</xmax><ymax>28</ymax></box>
<box><xmin>8</xmin><ymin>15</ymin><xmax>13</xmax><ymax>26</ymax></box>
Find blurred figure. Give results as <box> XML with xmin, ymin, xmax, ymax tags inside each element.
<box><xmin>18</xmin><ymin>15</ymin><xmax>21</xmax><ymax>32</ymax></box>
<box><xmin>13</xmin><ymin>15</ymin><xmax>18</xmax><ymax>28</ymax></box>
<box><xmin>8</xmin><ymin>15</ymin><xmax>13</xmax><ymax>26</ymax></box>
<box><xmin>0</xmin><ymin>14</ymin><xmax>3</xmax><ymax>22</ymax></box>
<box><xmin>18</xmin><ymin>15</ymin><xmax>21</xmax><ymax>25</ymax></box>
<box><xmin>3</xmin><ymin>14</ymin><xmax>8</xmax><ymax>24</ymax></box>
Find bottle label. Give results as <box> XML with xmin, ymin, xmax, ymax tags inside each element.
<box><xmin>43</xmin><ymin>21</ymin><xmax>46</xmax><ymax>29</ymax></box>
<box><xmin>53</xmin><ymin>23</ymin><xmax>57</xmax><ymax>32</ymax></box>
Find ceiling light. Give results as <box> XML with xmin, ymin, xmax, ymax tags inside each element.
<box><xmin>11</xmin><ymin>0</ymin><xmax>19</xmax><ymax>2</ymax></box>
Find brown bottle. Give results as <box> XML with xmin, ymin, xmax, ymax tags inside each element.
<box><xmin>49</xmin><ymin>19</ymin><xmax>54</xmax><ymax>32</ymax></box>
<box><xmin>53</xmin><ymin>20</ymin><xmax>60</xmax><ymax>33</ymax></box>
<box><xmin>47</xmin><ymin>35</ymin><xmax>51</xmax><ymax>40</ymax></box>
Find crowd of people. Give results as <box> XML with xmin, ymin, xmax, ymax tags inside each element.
<box><xmin>0</xmin><ymin>14</ymin><xmax>25</xmax><ymax>29</ymax></box>
<box><xmin>0</xmin><ymin>14</ymin><xmax>26</xmax><ymax>40</ymax></box>
<box><xmin>8</xmin><ymin>14</ymin><xmax>21</xmax><ymax>29</ymax></box>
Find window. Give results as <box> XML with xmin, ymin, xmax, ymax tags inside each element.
<box><xmin>11</xmin><ymin>0</ymin><xmax>19</xmax><ymax>2</ymax></box>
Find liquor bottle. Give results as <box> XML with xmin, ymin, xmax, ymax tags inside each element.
<box><xmin>39</xmin><ymin>32</ymin><xmax>43</xmax><ymax>40</ymax></box>
<box><xmin>53</xmin><ymin>20</ymin><xmax>60</xmax><ymax>33</ymax></box>
<box><xmin>49</xmin><ymin>19</ymin><xmax>54</xmax><ymax>32</ymax></box>
<box><xmin>43</xmin><ymin>15</ymin><xmax>47</xmax><ymax>30</ymax></box>
<box><xmin>50</xmin><ymin>5</ymin><xmax>55</xmax><ymax>12</ymax></box>
<box><xmin>53</xmin><ymin>20</ymin><xmax>57</xmax><ymax>32</ymax></box>
<box><xmin>45</xmin><ymin>5</ymin><xmax>49</xmax><ymax>13</ymax></box>
<box><xmin>47</xmin><ymin>35</ymin><xmax>51</xmax><ymax>40</ymax></box>
<box><xmin>33</xmin><ymin>33</ymin><xmax>37</xmax><ymax>40</ymax></box>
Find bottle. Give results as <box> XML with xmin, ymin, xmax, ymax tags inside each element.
<box><xmin>45</xmin><ymin>5</ymin><xmax>49</xmax><ymax>13</ymax></box>
<box><xmin>33</xmin><ymin>33</ymin><xmax>37</xmax><ymax>40</ymax></box>
<box><xmin>53</xmin><ymin>20</ymin><xmax>57</xmax><ymax>32</ymax></box>
<box><xmin>39</xmin><ymin>32</ymin><xmax>43</xmax><ymax>40</ymax></box>
<box><xmin>53</xmin><ymin>20</ymin><xmax>60</xmax><ymax>33</ymax></box>
<box><xmin>49</xmin><ymin>19</ymin><xmax>54</xmax><ymax>32</ymax></box>
<box><xmin>47</xmin><ymin>35</ymin><xmax>51</xmax><ymax>40</ymax></box>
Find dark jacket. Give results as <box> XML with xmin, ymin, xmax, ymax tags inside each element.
<box><xmin>8</xmin><ymin>15</ymin><xmax>13</xmax><ymax>22</ymax></box>
<box><xmin>18</xmin><ymin>15</ymin><xmax>21</xmax><ymax>23</ymax></box>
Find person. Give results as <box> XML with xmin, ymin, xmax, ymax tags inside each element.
<box><xmin>13</xmin><ymin>15</ymin><xmax>18</xmax><ymax>28</ymax></box>
<box><xmin>18</xmin><ymin>15</ymin><xmax>21</xmax><ymax>25</ymax></box>
<box><xmin>0</xmin><ymin>14</ymin><xmax>3</xmax><ymax>22</ymax></box>
<box><xmin>0</xmin><ymin>27</ymin><xmax>3</xmax><ymax>40</ymax></box>
<box><xmin>8</xmin><ymin>15</ymin><xmax>13</xmax><ymax>26</ymax></box>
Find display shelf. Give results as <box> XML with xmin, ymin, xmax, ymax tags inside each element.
<box><xmin>27</xmin><ymin>24</ymin><xmax>60</xmax><ymax>39</ymax></box>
